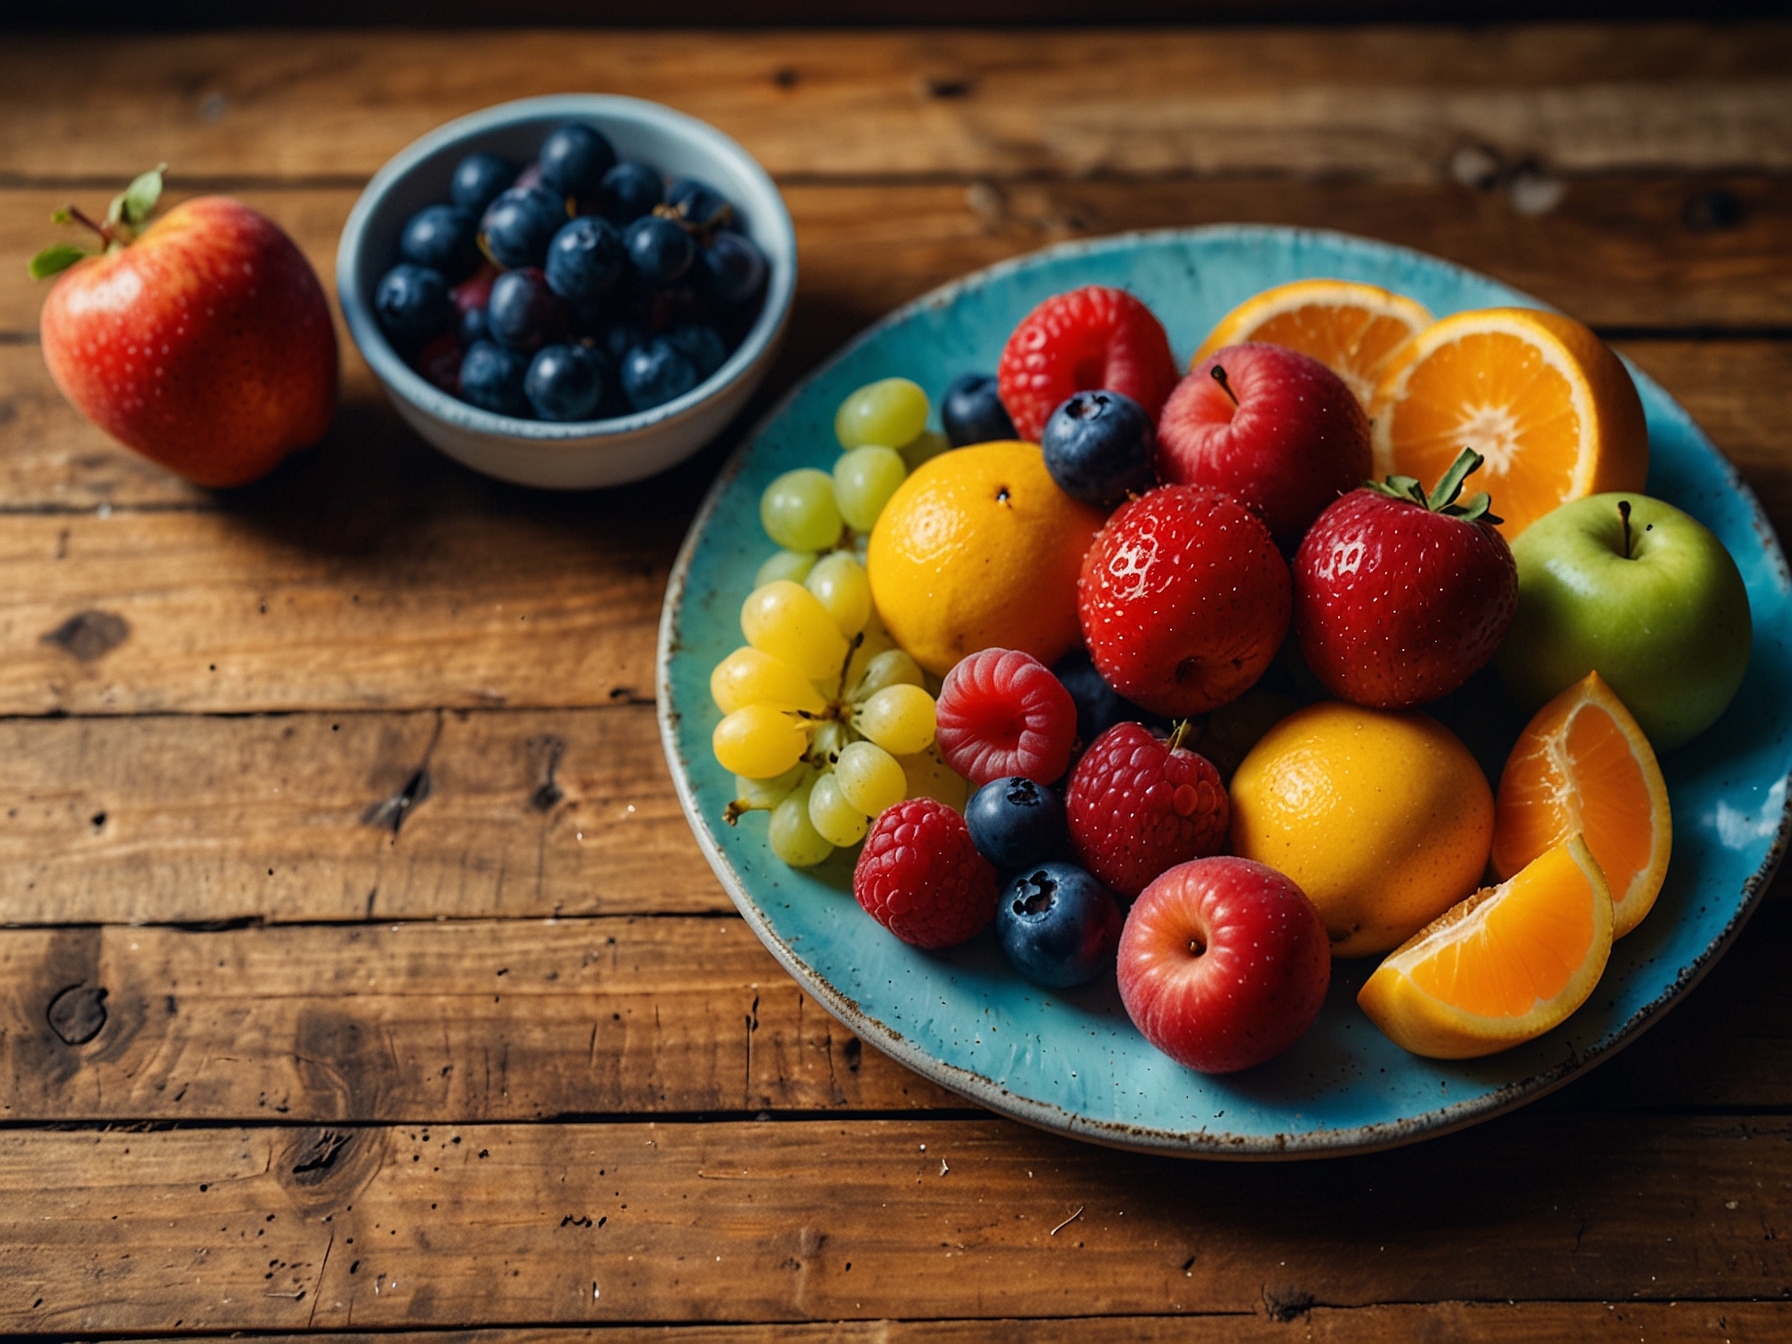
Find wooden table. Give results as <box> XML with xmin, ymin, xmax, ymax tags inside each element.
<box><xmin>1</xmin><ymin>24</ymin><xmax>1790</xmax><ymax>1340</ymax></box>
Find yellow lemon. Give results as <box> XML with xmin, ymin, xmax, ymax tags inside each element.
<box><xmin>866</xmin><ymin>440</ymin><xmax>1103</xmax><ymax>677</ymax></box>
<box><xmin>1229</xmin><ymin>702</ymin><xmax>1494</xmax><ymax>958</ymax></box>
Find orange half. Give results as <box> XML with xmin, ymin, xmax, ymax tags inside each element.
<box><xmin>1194</xmin><ymin>278</ymin><xmax>1433</xmax><ymax>408</ymax></box>
<box><xmin>1492</xmin><ymin>671</ymin><xmax>1671</xmax><ymax>939</ymax></box>
<box><xmin>1357</xmin><ymin>836</ymin><xmax>1614</xmax><ymax>1059</ymax></box>
<box><xmin>1368</xmin><ymin>307</ymin><xmax>1649</xmax><ymax>539</ymax></box>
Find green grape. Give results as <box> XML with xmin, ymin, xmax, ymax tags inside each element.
<box><xmin>755</xmin><ymin>549</ymin><xmax>817</xmax><ymax>587</ymax></box>
<box><xmin>732</xmin><ymin>763</ymin><xmax>807</xmax><ymax>811</ymax></box>
<box><xmin>835</xmin><ymin>377</ymin><xmax>929</xmax><ymax>451</ymax></box>
<box><xmin>808</xmin><ymin>771</ymin><xmax>869</xmax><ymax>848</ymax></box>
<box><xmin>841</xmin><ymin>612</ymin><xmax>897</xmax><ymax>693</ymax></box>
<box><xmin>770</xmin><ymin>779</ymin><xmax>834</xmax><ymax>868</ymax></box>
<box><xmin>851</xmin><ymin>648</ymin><xmax>925</xmax><ymax>701</ymax></box>
<box><xmin>854</xmin><ymin>682</ymin><xmax>936</xmax><ymax>756</ymax></box>
<box><xmin>760</xmin><ymin>468</ymin><xmax>843</xmax><ymax>552</ymax></box>
<box><xmin>901</xmin><ymin>429</ymin><xmax>953</xmax><ymax>473</ymax></box>
<box><xmin>741</xmin><ymin>580</ymin><xmax>850</xmax><ymax>681</ymax></box>
<box><xmin>897</xmin><ymin>745</ymin><xmax>969</xmax><ymax>811</ymax></box>
<box><xmin>805</xmin><ymin>552</ymin><xmax>872</xmax><ymax>637</ymax></box>
<box><xmin>710</xmin><ymin>645</ymin><xmax>826</xmax><ymax>716</ymax></box>
<box><xmin>832</xmin><ymin>446</ymin><xmax>908</xmax><ymax>533</ymax></box>
<box><xmin>809</xmin><ymin>720</ymin><xmax>850</xmax><ymax>768</ymax></box>
<box><xmin>713</xmin><ymin>703</ymin><xmax>809</xmax><ymax>780</ymax></box>
<box><xmin>834</xmin><ymin>740</ymin><xmax>908</xmax><ymax>817</ymax></box>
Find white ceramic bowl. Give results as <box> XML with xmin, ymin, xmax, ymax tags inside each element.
<box><xmin>337</xmin><ymin>94</ymin><xmax>796</xmax><ymax>489</ymax></box>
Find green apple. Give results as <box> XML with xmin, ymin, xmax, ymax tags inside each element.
<box><xmin>1497</xmin><ymin>493</ymin><xmax>1751</xmax><ymax>751</ymax></box>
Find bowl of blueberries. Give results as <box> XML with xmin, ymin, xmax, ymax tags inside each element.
<box><xmin>337</xmin><ymin>94</ymin><xmax>794</xmax><ymax>488</ymax></box>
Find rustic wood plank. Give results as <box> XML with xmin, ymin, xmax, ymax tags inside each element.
<box><xmin>5</xmin><ymin>1112</ymin><xmax>1792</xmax><ymax>1331</ymax></box>
<box><xmin>7</xmin><ymin>175</ymin><xmax>1792</xmax><ymax>340</ymax></box>
<box><xmin>2</xmin><ymin>28</ymin><xmax>1788</xmax><ymax>183</ymax></box>
<box><xmin>0</xmin><ymin>457</ymin><xmax>681</xmax><ymax>715</ymax></box>
<box><xmin>0</xmin><ymin>918</ymin><xmax>953</xmax><ymax>1124</ymax></box>
<box><xmin>0</xmin><ymin>337</ymin><xmax>1784</xmax><ymax>717</ymax></box>
<box><xmin>0</xmin><ymin>706</ymin><xmax>725</xmax><ymax>923</ymax></box>
<box><xmin>0</xmin><ymin>893</ymin><xmax>1787</xmax><ymax>1124</ymax></box>
<box><xmin>96</xmin><ymin>1302</ymin><xmax>1792</xmax><ymax>1343</ymax></box>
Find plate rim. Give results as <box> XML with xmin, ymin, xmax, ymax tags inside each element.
<box><xmin>656</xmin><ymin>223</ymin><xmax>1792</xmax><ymax>1159</ymax></box>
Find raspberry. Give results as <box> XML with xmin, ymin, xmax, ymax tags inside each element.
<box><xmin>854</xmin><ymin>798</ymin><xmax>1000</xmax><ymax>949</ymax></box>
<box><xmin>935</xmin><ymin>649</ymin><xmax>1079</xmax><ymax>786</ymax></box>
<box><xmin>1066</xmin><ymin>722</ymin><xmax>1229</xmax><ymax>898</ymax></box>
<box><xmin>997</xmin><ymin>286</ymin><xmax>1180</xmax><ymax>443</ymax></box>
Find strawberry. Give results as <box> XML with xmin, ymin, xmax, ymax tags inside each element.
<box><xmin>1078</xmin><ymin>484</ymin><xmax>1291</xmax><ymax>718</ymax></box>
<box><xmin>1293</xmin><ymin>447</ymin><xmax>1519</xmax><ymax>708</ymax></box>
<box><xmin>997</xmin><ymin>286</ymin><xmax>1180</xmax><ymax>443</ymax></box>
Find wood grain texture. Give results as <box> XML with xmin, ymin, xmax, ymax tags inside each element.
<box><xmin>0</xmin><ymin>917</ymin><xmax>952</xmax><ymax>1123</ymax></box>
<box><xmin>87</xmin><ymin>1304</ymin><xmax>1792</xmax><ymax>1343</ymax></box>
<box><xmin>0</xmin><ymin>706</ymin><xmax>724</xmax><ymax>924</ymax></box>
<box><xmin>0</xmin><ymin>894</ymin><xmax>1788</xmax><ymax>1124</ymax></box>
<box><xmin>5</xmin><ymin>1112</ymin><xmax>1792</xmax><ymax>1332</ymax></box>
<box><xmin>1</xmin><ymin>28</ymin><xmax>1789</xmax><ymax>182</ymax></box>
<box><xmin>7</xmin><ymin>175</ymin><xmax>1791</xmax><ymax>339</ymax></box>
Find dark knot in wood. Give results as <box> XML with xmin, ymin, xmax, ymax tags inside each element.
<box><xmin>47</xmin><ymin>983</ymin><xmax>108</xmax><ymax>1046</ymax></box>
<box><xmin>42</xmin><ymin>610</ymin><xmax>130</xmax><ymax>662</ymax></box>
<box><xmin>290</xmin><ymin>1128</ymin><xmax>355</xmax><ymax>1185</ymax></box>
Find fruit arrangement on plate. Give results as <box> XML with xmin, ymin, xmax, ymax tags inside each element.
<box><xmin>661</xmin><ymin>227</ymin><xmax>1791</xmax><ymax>1155</ymax></box>
<box><xmin>372</xmin><ymin>120</ymin><xmax>768</xmax><ymax>422</ymax></box>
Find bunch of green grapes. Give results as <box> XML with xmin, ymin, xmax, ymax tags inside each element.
<box><xmin>711</xmin><ymin>578</ymin><xmax>958</xmax><ymax>866</ymax></box>
<box><xmin>709</xmin><ymin>376</ymin><xmax>969</xmax><ymax>868</ymax></box>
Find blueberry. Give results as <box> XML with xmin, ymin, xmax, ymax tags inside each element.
<box><xmin>941</xmin><ymin>372</ymin><xmax>1017</xmax><ymax>447</ymax></box>
<box><xmin>996</xmin><ymin>863</ymin><xmax>1124</xmax><ymax>989</ymax></box>
<box><xmin>598</xmin><ymin>161</ymin><xmax>664</xmax><ymax>224</ymax></box>
<box><xmin>667</xmin><ymin>324</ymin><xmax>727</xmax><ymax>380</ymax></box>
<box><xmin>623</xmin><ymin>215</ymin><xmax>696</xmax><ymax>288</ymax></box>
<box><xmin>620</xmin><ymin>337</ymin><xmax>699</xmax><ymax>410</ymax></box>
<box><xmin>450</xmin><ymin>152</ymin><xmax>516</xmax><ymax>216</ymax></box>
<box><xmin>544</xmin><ymin>216</ymin><xmax>626</xmax><ymax>303</ymax></box>
<box><xmin>478</xmin><ymin>185</ymin><xmax>567</xmax><ymax>269</ymax></box>
<box><xmin>458</xmin><ymin>303</ymin><xmax>489</xmax><ymax>348</ymax></box>
<box><xmin>374</xmin><ymin>263</ymin><xmax>453</xmax><ymax>352</ymax></box>
<box><xmin>966</xmin><ymin>777</ymin><xmax>1070</xmax><ymax>870</ymax></box>
<box><xmin>1041</xmin><ymin>390</ymin><xmax>1157</xmax><ymax>506</ymax></box>
<box><xmin>486</xmin><ymin>268</ymin><xmax>566</xmax><ymax>353</ymax></box>
<box><xmin>665</xmin><ymin>177</ymin><xmax>733</xmax><ymax>230</ymax></box>
<box><xmin>399</xmin><ymin>203</ymin><xmax>478</xmax><ymax>281</ymax></box>
<box><xmin>597</xmin><ymin>321</ymin><xmax>647</xmax><ymax>367</ymax></box>
<box><xmin>524</xmin><ymin>343</ymin><xmax>606</xmax><ymax>422</ymax></box>
<box><xmin>538</xmin><ymin>123</ymin><xmax>618</xmax><ymax>199</ymax></box>
<box><xmin>698</xmin><ymin>230</ymin><xmax>768</xmax><ymax>308</ymax></box>
<box><xmin>458</xmin><ymin>340</ymin><xmax>531</xmax><ymax>418</ymax></box>
<box><xmin>1053</xmin><ymin>648</ymin><xmax>1169</xmax><ymax>748</ymax></box>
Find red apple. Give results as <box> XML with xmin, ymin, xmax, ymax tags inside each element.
<box><xmin>1156</xmin><ymin>342</ymin><xmax>1371</xmax><ymax>549</ymax></box>
<box><xmin>39</xmin><ymin>191</ymin><xmax>336</xmax><ymax>487</ymax></box>
<box><xmin>1077</xmin><ymin>484</ymin><xmax>1291</xmax><ymax>717</ymax></box>
<box><xmin>1118</xmin><ymin>856</ymin><xmax>1331</xmax><ymax>1074</ymax></box>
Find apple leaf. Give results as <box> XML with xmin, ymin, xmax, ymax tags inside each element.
<box><xmin>29</xmin><ymin>243</ymin><xmax>91</xmax><ymax>280</ymax></box>
<box><xmin>116</xmin><ymin>163</ymin><xmax>168</xmax><ymax>229</ymax></box>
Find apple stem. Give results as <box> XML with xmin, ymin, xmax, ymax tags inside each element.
<box><xmin>1619</xmin><ymin>499</ymin><xmax>1633</xmax><ymax>559</ymax></box>
<box><xmin>62</xmin><ymin>205</ymin><xmax>114</xmax><ymax>247</ymax></box>
<box><xmin>1209</xmin><ymin>364</ymin><xmax>1238</xmax><ymax>406</ymax></box>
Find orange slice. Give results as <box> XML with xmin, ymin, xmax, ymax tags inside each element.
<box><xmin>1194</xmin><ymin>279</ymin><xmax>1433</xmax><ymax>408</ymax></box>
<box><xmin>1492</xmin><ymin>671</ymin><xmax>1671</xmax><ymax>939</ymax></box>
<box><xmin>1357</xmin><ymin>836</ymin><xmax>1614</xmax><ymax>1059</ymax></box>
<box><xmin>1368</xmin><ymin>307</ymin><xmax>1649</xmax><ymax>540</ymax></box>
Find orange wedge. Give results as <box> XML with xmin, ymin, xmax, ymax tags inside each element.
<box><xmin>1194</xmin><ymin>278</ymin><xmax>1433</xmax><ymax>408</ymax></box>
<box><xmin>1368</xmin><ymin>307</ymin><xmax>1648</xmax><ymax>540</ymax></box>
<box><xmin>1357</xmin><ymin>836</ymin><xmax>1614</xmax><ymax>1059</ymax></box>
<box><xmin>1492</xmin><ymin>671</ymin><xmax>1671</xmax><ymax>939</ymax></box>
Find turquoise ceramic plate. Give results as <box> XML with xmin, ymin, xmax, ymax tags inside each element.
<box><xmin>657</xmin><ymin>226</ymin><xmax>1792</xmax><ymax>1158</ymax></box>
